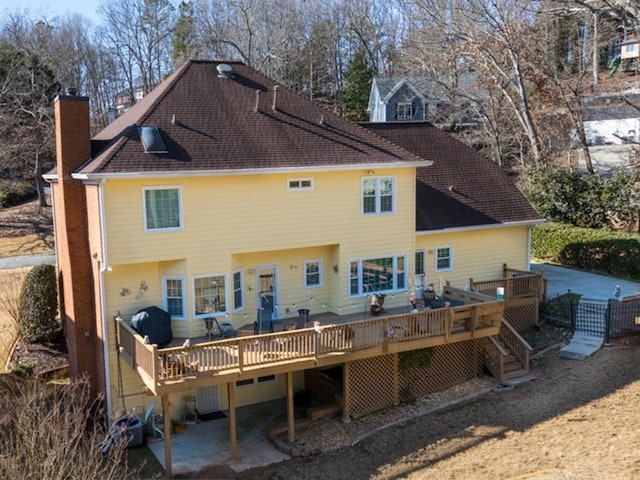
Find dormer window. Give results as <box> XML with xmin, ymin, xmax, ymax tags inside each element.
<box><xmin>396</xmin><ymin>102</ymin><xmax>413</xmax><ymax>120</ymax></box>
<box><xmin>138</xmin><ymin>125</ymin><xmax>167</xmax><ymax>153</ymax></box>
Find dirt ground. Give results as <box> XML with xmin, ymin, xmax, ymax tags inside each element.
<box><xmin>229</xmin><ymin>341</ymin><xmax>640</xmax><ymax>480</ymax></box>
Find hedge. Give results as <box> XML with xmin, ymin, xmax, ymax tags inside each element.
<box><xmin>531</xmin><ymin>222</ymin><xmax>640</xmax><ymax>281</ymax></box>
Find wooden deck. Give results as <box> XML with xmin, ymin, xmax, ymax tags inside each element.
<box><xmin>116</xmin><ymin>289</ymin><xmax>505</xmax><ymax>396</ymax></box>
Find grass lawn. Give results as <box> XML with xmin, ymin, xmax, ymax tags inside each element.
<box><xmin>0</xmin><ymin>233</ymin><xmax>54</xmax><ymax>258</ymax></box>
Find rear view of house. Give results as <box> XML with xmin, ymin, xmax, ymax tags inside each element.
<box><xmin>47</xmin><ymin>60</ymin><xmax>542</xmax><ymax>474</ymax></box>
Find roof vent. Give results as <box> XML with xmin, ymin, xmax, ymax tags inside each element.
<box><xmin>217</xmin><ymin>63</ymin><xmax>233</xmax><ymax>78</ymax></box>
<box><xmin>138</xmin><ymin>125</ymin><xmax>167</xmax><ymax>154</ymax></box>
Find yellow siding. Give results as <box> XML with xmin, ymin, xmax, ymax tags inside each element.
<box><xmin>101</xmin><ymin>169</ymin><xmax>416</xmax><ymax>330</ymax></box>
<box><xmin>103</xmin><ymin>170</ymin><xmax>415</xmax><ymax>267</ymax></box>
<box><xmin>416</xmin><ymin>225</ymin><xmax>531</xmax><ymax>292</ymax></box>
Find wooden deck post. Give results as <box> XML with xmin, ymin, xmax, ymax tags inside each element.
<box><xmin>161</xmin><ymin>394</ymin><xmax>172</xmax><ymax>478</ymax></box>
<box><xmin>286</xmin><ymin>371</ymin><xmax>295</xmax><ymax>442</ymax></box>
<box><xmin>228</xmin><ymin>382</ymin><xmax>237</xmax><ymax>460</ymax></box>
<box><xmin>342</xmin><ymin>361</ymin><xmax>351</xmax><ymax>423</ymax></box>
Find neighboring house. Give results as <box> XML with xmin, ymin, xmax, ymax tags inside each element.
<box><xmin>114</xmin><ymin>86</ymin><xmax>145</xmax><ymax>117</ymax></box>
<box><xmin>47</xmin><ymin>60</ymin><xmax>542</xmax><ymax>472</ymax></box>
<box><xmin>583</xmin><ymin>102</ymin><xmax>640</xmax><ymax>145</ymax></box>
<box><xmin>620</xmin><ymin>36</ymin><xmax>640</xmax><ymax>73</ymax></box>
<box><xmin>367</xmin><ymin>73</ymin><xmax>479</xmax><ymax>126</ymax></box>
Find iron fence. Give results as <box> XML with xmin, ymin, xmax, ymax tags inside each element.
<box><xmin>541</xmin><ymin>293</ymin><xmax>640</xmax><ymax>343</ymax></box>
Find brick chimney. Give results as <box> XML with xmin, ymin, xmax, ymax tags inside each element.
<box><xmin>52</xmin><ymin>93</ymin><xmax>100</xmax><ymax>391</ymax></box>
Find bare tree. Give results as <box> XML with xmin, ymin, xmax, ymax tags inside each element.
<box><xmin>99</xmin><ymin>0</ymin><xmax>176</xmax><ymax>98</ymax></box>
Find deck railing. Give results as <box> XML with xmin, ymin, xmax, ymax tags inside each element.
<box><xmin>115</xmin><ymin>300</ymin><xmax>504</xmax><ymax>395</ymax></box>
<box><xmin>469</xmin><ymin>271</ymin><xmax>545</xmax><ymax>302</ymax></box>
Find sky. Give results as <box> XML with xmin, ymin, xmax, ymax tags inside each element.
<box><xmin>1</xmin><ymin>0</ymin><xmax>104</xmax><ymax>23</ymax></box>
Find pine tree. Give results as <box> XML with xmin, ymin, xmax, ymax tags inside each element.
<box><xmin>342</xmin><ymin>49</ymin><xmax>375</xmax><ymax>122</ymax></box>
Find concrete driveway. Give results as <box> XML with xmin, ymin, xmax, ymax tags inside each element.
<box><xmin>531</xmin><ymin>261</ymin><xmax>640</xmax><ymax>301</ymax></box>
<box><xmin>0</xmin><ymin>253</ymin><xmax>55</xmax><ymax>270</ymax></box>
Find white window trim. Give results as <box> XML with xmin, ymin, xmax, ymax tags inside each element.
<box><xmin>235</xmin><ymin>374</ymin><xmax>277</xmax><ymax>388</ymax></box>
<box><xmin>415</xmin><ymin>249</ymin><xmax>426</xmax><ymax>275</ymax></box>
<box><xmin>397</xmin><ymin>102</ymin><xmax>413</xmax><ymax>120</ymax></box>
<box><xmin>233</xmin><ymin>269</ymin><xmax>244</xmax><ymax>312</ymax></box>
<box><xmin>304</xmin><ymin>259</ymin><xmax>323</xmax><ymax>288</ymax></box>
<box><xmin>348</xmin><ymin>254</ymin><xmax>408</xmax><ymax>297</ymax></box>
<box><xmin>435</xmin><ymin>245</ymin><xmax>453</xmax><ymax>272</ymax></box>
<box><xmin>142</xmin><ymin>185</ymin><xmax>183</xmax><ymax>232</ymax></box>
<box><xmin>162</xmin><ymin>276</ymin><xmax>185</xmax><ymax>320</ymax></box>
<box><xmin>362</xmin><ymin>176</ymin><xmax>396</xmax><ymax>216</ymax></box>
<box><xmin>287</xmin><ymin>178</ymin><xmax>314</xmax><ymax>191</ymax></box>
<box><xmin>192</xmin><ymin>273</ymin><xmax>229</xmax><ymax>319</ymax></box>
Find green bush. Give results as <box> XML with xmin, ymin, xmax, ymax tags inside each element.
<box><xmin>0</xmin><ymin>180</ymin><xmax>36</xmax><ymax>209</ymax></box>
<box><xmin>525</xmin><ymin>166</ymin><xmax>640</xmax><ymax>231</ymax></box>
<box><xmin>532</xmin><ymin>222</ymin><xmax>640</xmax><ymax>280</ymax></box>
<box><xmin>17</xmin><ymin>264</ymin><xmax>59</xmax><ymax>344</ymax></box>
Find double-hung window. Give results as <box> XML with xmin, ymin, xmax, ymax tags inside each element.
<box><xmin>304</xmin><ymin>260</ymin><xmax>322</xmax><ymax>288</ymax></box>
<box><xmin>143</xmin><ymin>186</ymin><xmax>182</xmax><ymax>231</ymax></box>
<box><xmin>362</xmin><ymin>176</ymin><xmax>394</xmax><ymax>215</ymax></box>
<box><xmin>397</xmin><ymin>102</ymin><xmax>413</xmax><ymax>120</ymax></box>
<box><xmin>162</xmin><ymin>276</ymin><xmax>185</xmax><ymax>319</ymax></box>
<box><xmin>435</xmin><ymin>246</ymin><xmax>453</xmax><ymax>271</ymax></box>
<box><xmin>349</xmin><ymin>255</ymin><xmax>407</xmax><ymax>296</ymax></box>
<box><xmin>193</xmin><ymin>274</ymin><xmax>227</xmax><ymax>317</ymax></box>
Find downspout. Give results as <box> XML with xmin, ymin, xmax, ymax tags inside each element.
<box><xmin>527</xmin><ymin>225</ymin><xmax>533</xmax><ymax>270</ymax></box>
<box><xmin>97</xmin><ymin>178</ymin><xmax>112</xmax><ymax>416</ymax></box>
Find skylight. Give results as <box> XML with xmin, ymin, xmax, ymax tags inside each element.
<box><xmin>138</xmin><ymin>125</ymin><xmax>167</xmax><ymax>154</ymax></box>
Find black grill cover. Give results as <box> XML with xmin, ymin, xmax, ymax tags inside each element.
<box><xmin>131</xmin><ymin>306</ymin><xmax>173</xmax><ymax>348</ymax></box>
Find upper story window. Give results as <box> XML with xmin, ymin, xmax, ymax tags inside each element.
<box><xmin>162</xmin><ymin>276</ymin><xmax>185</xmax><ymax>319</ymax></box>
<box><xmin>288</xmin><ymin>178</ymin><xmax>313</xmax><ymax>190</ymax></box>
<box><xmin>143</xmin><ymin>186</ymin><xmax>182</xmax><ymax>231</ymax></box>
<box><xmin>304</xmin><ymin>259</ymin><xmax>322</xmax><ymax>288</ymax></box>
<box><xmin>193</xmin><ymin>274</ymin><xmax>227</xmax><ymax>318</ymax></box>
<box><xmin>362</xmin><ymin>176</ymin><xmax>395</xmax><ymax>215</ymax></box>
<box><xmin>435</xmin><ymin>246</ymin><xmax>453</xmax><ymax>271</ymax></box>
<box><xmin>396</xmin><ymin>102</ymin><xmax>413</xmax><ymax>120</ymax></box>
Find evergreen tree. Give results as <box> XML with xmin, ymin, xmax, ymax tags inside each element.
<box><xmin>342</xmin><ymin>49</ymin><xmax>374</xmax><ymax>122</ymax></box>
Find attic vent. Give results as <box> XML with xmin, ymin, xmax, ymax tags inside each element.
<box><xmin>138</xmin><ymin>126</ymin><xmax>167</xmax><ymax>154</ymax></box>
<box><xmin>217</xmin><ymin>63</ymin><xmax>233</xmax><ymax>78</ymax></box>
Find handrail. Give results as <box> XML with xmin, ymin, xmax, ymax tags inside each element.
<box><xmin>115</xmin><ymin>301</ymin><xmax>505</xmax><ymax>393</ymax></box>
<box><xmin>499</xmin><ymin>320</ymin><xmax>532</xmax><ymax>366</ymax></box>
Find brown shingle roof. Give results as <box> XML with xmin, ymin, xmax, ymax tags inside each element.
<box><xmin>80</xmin><ymin>61</ymin><xmax>427</xmax><ymax>175</ymax></box>
<box><xmin>361</xmin><ymin>122</ymin><xmax>542</xmax><ymax>231</ymax></box>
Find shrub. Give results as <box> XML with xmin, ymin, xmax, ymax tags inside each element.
<box><xmin>532</xmin><ymin>222</ymin><xmax>640</xmax><ymax>280</ymax></box>
<box><xmin>0</xmin><ymin>376</ymin><xmax>140</xmax><ymax>479</ymax></box>
<box><xmin>17</xmin><ymin>264</ymin><xmax>59</xmax><ymax>344</ymax></box>
<box><xmin>0</xmin><ymin>179</ymin><xmax>36</xmax><ymax>209</ymax></box>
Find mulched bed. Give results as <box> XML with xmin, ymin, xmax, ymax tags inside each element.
<box><xmin>7</xmin><ymin>334</ymin><xmax>68</xmax><ymax>379</ymax></box>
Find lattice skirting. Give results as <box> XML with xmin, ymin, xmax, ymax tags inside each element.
<box><xmin>504</xmin><ymin>297</ymin><xmax>539</xmax><ymax>333</ymax></box>
<box><xmin>346</xmin><ymin>340</ymin><xmax>483</xmax><ymax>419</ymax></box>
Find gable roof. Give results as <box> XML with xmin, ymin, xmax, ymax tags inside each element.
<box><xmin>371</xmin><ymin>72</ymin><xmax>479</xmax><ymax>105</ymax></box>
<box><xmin>77</xmin><ymin>61</ymin><xmax>429</xmax><ymax>178</ymax></box>
<box><xmin>361</xmin><ymin>122</ymin><xmax>542</xmax><ymax>231</ymax></box>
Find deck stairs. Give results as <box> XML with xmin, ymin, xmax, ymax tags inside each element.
<box><xmin>484</xmin><ymin>320</ymin><xmax>533</xmax><ymax>384</ymax></box>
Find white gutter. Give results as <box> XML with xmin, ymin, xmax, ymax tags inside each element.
<box><xmin>70</xmin><ymin>160</ymin><xmax>433</xmax><ymax>182</ymax></box>
<box><xmin>97</xmin><ymin>178</ymin><xmax>112</xmax><ymax>416</ymax></box>
<box><xmin>416</xmin><ymin>219</ymin><xmax>546</xmax><ymax>236</ymax></box>
<box><xmin>527</xmin><ymin>225</ymin><xmax>533</xmax><ymax>269</ymax></box>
